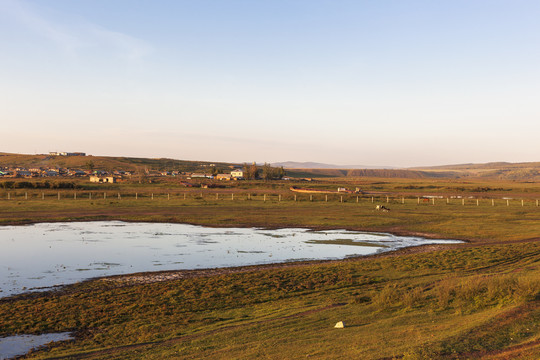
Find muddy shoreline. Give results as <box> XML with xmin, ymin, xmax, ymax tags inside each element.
<box><xmin>1</xmin><ymin>237</ymin><xmax>463</xmax><ymax>303</ymax></box>
<box><xmin>2</xmin><ymin>218</ymin><xmax>536</xmax><ymax>303</ymax></box>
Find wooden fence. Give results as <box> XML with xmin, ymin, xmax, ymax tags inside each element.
<box><xmin>0</xmin><ymin>191</ymin><xmax>539</xmax><ymax>207</ymax></box>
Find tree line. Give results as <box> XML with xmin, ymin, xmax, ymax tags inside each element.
<box><xmin>0</xmin><ymin>181</ymin><xmax>80</xmax><ymax>189</ymax></box>
<box><xmin>242</xmin><ymin>163</ymin><xmax>286</xmax><ymax>180</ymax></box>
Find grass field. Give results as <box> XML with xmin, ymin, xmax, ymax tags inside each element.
<box><xmin>0</xmin><ymin>179</ymin><xmax>539</xmax><ymax>359</ymax></box>
<box><xmin>1</xmin><ymin>193</ymin><xmax>538</xmax><ymax>243</ymax></box>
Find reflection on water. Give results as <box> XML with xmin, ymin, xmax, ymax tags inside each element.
<box><xmin>0</xmin><ymin>221</ymin><xmax>461</xmax><ymax>297</ymax></box>
<box><xmin>0</xmin><ymin>332</ymin><xmax>72</xmax><ymax>360</ymax></box>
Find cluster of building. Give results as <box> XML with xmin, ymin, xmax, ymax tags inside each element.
<box><xmin>0</xmin><ymin>167</ymin><xmax>136</xmax><ymax>179</ymax></box>
<box><xmin>0</xmin><ymin>156</ymin><xmax>272</xmax><ymax>185</ymax></box>
<box><xmin>0</xmin><ymin>167</ymin><xmax>88</xmax><ymax>178</ymax></box>
<box><xmin>189</xmin><ymin>169</ymin><xmax>244</xmax><ymax>180</ymax></box>
<box><xmin>49</xmin><ymin>152</ymin><xmax>86</xmax><ymax>156</ymax></box>
<box><xmin>0</xmin><ymin>166</ymin><xmax>248</xmax><ymax>182</ymax></box>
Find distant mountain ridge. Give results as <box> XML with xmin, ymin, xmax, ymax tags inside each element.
<box><xmin>272</xmin><ymin>161</ymin><xmax>398</xmax><ymax>169</ymax></box>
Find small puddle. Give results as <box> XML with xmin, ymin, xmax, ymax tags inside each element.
<box><xmin>0</xmin><ymin>332</ymin><xmax>72</xmax><ymax>359</ymax></box>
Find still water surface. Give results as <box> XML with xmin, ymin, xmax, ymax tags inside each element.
<box><xmin>0</xmin><ymin>221</ymin><xmax>461</xmax><ymax>297</ymax></box>
<box><xmin>0</xmin><ymin>333</ymin><xmax>72</xmax><ymax>360</ymax></box>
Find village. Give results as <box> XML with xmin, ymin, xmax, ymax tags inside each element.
<box><xmin>0</xmin><ymin>165</ymin><xmax>249</xmax><ymax>182</ymax></box>
<box><xmin>0</xmin><ymin>152</ymin><xmax>293</xmax><ymax>184</ymax></box>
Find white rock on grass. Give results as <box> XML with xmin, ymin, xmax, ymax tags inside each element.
<box><xmin>334</xmin><ymin>321</ymin><xmax>345</xmax><ymax>328</ymax></box>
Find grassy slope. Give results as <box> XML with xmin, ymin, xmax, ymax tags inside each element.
<box><xmin>0</xmin><ymin>181</ymin><xmax>538</xmax><ymax>359</ymax></box>
<box><xmin>0</xmin><ymin>242</ymin><xmax>538</xmax><ymax>359</ymax></box>
<box><xmin>286</xmin><ymin>168</ymin><xmax>458</xmax><ymax>179</ymax></box>
<box><xmin>411</xmin><ymin>162</ymin><xmax>540</xmax><ymax>181</ymax></box>
<box><xmin>411</xmin><ymin>161</ymin><xmax>540</xmax><ymax>171</ymax></box>
<box><xmin>0</xmin><ymin>153</ymin><xmax>236</xmax><ymax>172</ymax></box>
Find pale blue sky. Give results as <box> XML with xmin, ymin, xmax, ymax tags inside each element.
<box><xmin>1</xmin><ymin>0</ymin><xmax>539</xmax><ymax>167</ymax></box>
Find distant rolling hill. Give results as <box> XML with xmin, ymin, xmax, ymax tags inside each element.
<box><xmin>0</xmin><ymin>153</ymin><xmax>238</xmax><ymax>173</ymax></box>
<box><xmin>272</xmin><ymin>161</ymin><xmax>398</xmax><ymax>169</ymax></box>
<box><xmin>1</xmin><ymin>153</ymin><xmax>538</xmax><ymax>180</ymax></box>
<box><xmin>410</xmin><ymin>162</ymin><xmax>540</xmax><ymax>181</ymax></box>
<box><xmin>273</xmin><ymin>161</ymin><xmax>459</xmax><ymax>179</ymax></box>
<box><xmin>278</xmin><ymin>161</ymin><xmax>540</xmax><ymax>180</ymax></box>
<box><xmin>410</xmin><ymin>162</ymin><xmax>540</xmax><ymax>171</ymax></box>
<box><xmin>284</xmin><ymin>168</ymin><xmax>458</xmax><ymax>179</ymax></box>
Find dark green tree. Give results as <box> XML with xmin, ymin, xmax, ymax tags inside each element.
<box><xmin>86</xmin><ymin>160</ymin><xmax>95</xmax><ymax>172</ymax></box>
<box><xmin>243</xmin><ymin>162</ymin><xmax>259</xmax><ymax>180</ymax></box>
<box><xmin>262</xmin><ymin>163</ymin><xmax>272</xmax><ymax>181</ymax></box>
<box><xmin>277</xmin><ymin>166</ymin><xmax>286</xmax><ymax>179</ymax></box>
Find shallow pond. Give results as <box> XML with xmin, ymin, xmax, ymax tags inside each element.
<box><xmin>0</xmin><ymin>332</ymin><xmax>72</xmax><ymax>360</ymax></box>
<box><xmin>0</xmin><ymin>221</ymin><xmax>461</xmax><ymax>297</ymax></box>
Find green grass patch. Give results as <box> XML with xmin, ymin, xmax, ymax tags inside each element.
<box><xmin>305</xmin><ymin>239</ymin><xmax>389</xmax><ymax>248</ymax></box>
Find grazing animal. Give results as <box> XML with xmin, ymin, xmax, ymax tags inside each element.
<box><xmin>375</xmin><ymin>205</ymin><xmax>390</xmax><ymax>212</ymax></box>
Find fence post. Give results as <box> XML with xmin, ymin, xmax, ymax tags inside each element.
<box><xmin>58</xmin><ymin>192</ymin><xmax>61</xmax><ymax>200</ymax></box>
<box><xmin>216</xmin><ymin>193</ymin><xmax>219</xmax><ymax>200</ymax></box>
<box><xmin>74</xmin><ymin>192</ymin><xmax>76</xmax><ymax>200</ymax></box>
<box><xmin>462</xmin><ymin>198</ymin><xmax>465</xmax><ymax>206</ymax></box>
<box><xmin>371</xmin><ymin>196</ymin><xmax>374</xmax><ymax>203</ymax></box>
<box><xmin>168</xmin><ymin>193</ymin><xmax>170</xmax><ymax>200</ymax></box>
<box><xmin>522</xmin><ymin>199</ymin><xmax>524</xmax><ymax>207</ymax></box>
<box><xmin>402</xmin><ymin>197</ymin><xmax>404</xmax><ymax>204</ymax></box>
<box><xmin>386</xmin><ymin>196</ymin><xmax>389</xmax><ymax>203</ymax></box>
<box><xmin>294</xmin><ymin>194</ymin><xmax>297</xmax><ymax>202</ymax></box>
<box><xmin>25</xmin><ymin>192</ymin><xmax>28</xmax><ymax>200</ymax></box>
<box><xmin>152</xmin><ymin>193</ymin><xmax>154</xmax><ymax>200</ymax></box>
<box><xmin>476</xmin><ymin>199</ymin><xmax>479</xmax><ymax>206</ymax></box>
<box><xmin>310</xmin><ymin>195</ymin><xmax>313</xmax><ymax>202</ymax></box>
<box><xmin>264</xmin><ymin>194</ymin><xmax>266</xmax><ymax>202</ymax></box>
<box><xmin>42</xmin><ymin>192</ymin><xmax>44</xmax><ymax>200</ymax></box>
<box><xmin>7</xmin><ymin>192</ymin><xmax>10</xmax><ymax>200</ymax></box>
<box><xmin>507</xmin><ymin>199</ymin><xmax>509</xmax><ymax>206</ymax></box>
<box><xmin>417</xmin><ymin>197</ymin><xmax>420</xmax><ymax>204</ymax></box>
<box><xmin>118</xmin><ymin>193</ymin><xmax>121</xmax><ymax>200</ymax></box>
<box><xmin>184</xmin><ymin>193</ymin><xmax>186</xmax><ymax>200</ymax></box>
<box><xmin>136</xmin><ymin>193</ymin><xmax>138</xmax><ymax>199</ymax></box>
<box><xmin>325</xmin><ymin>195</ymin><xmax>328</xmax><ymax>202</ymax></box>
<box><xmin>446</xmin><ymin>197</ymin><xmax>449</xmax><ymax>204</ymax></box>
<box><xmin>537</xmin><ymin>199</ymin><xmax>539</xmax><ymax>207</ymax></box>
<box><xmin>279</xmin><ymin>194</ymin><xmax>281</xmax><ymax>202</ymax></box>
<box><xmin>104</xmin><ymin>193</ymin><xmax>106</xmax><ymax>199</ymax></box>
<box><xmin>340</xmin><ymin>196</ymin><xmax>343</xmax><ymax>203</ymax></box>
<box><xmin>432</xmin><ymin>198</ymin><xmax>435</xmax><ymax>205</ymax></box>
<box><xmin>357</xmin><ymin>196</ymin><xmax>359</xmax><ymax>203</ymax></box>
<box><xmin>492</xmin><ymin>199</ymin><xmax>494</xmax><ymax>206</ymax></box>
<box><xmin>89</xmin><ymin>192</ymin><xmax>92</xmax><ymax>200</ymax></box>
<box><xmin>232</xmin><ymin>193</ymin><xmax>234</xmax><ymax>200</ymax></box>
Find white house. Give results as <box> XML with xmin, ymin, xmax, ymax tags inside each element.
<box><xmin>231</xmin><ymin>169</ymin><xmax>244</xmax><ymax>179</ymax></box>
<box><xmin>89</xmin><ymin>176</ymin><xmax>116</xmax><ymax>183</ymax></box>
<box><xmin>216</xmin><ymin>174</ymin><xmax>232</xmax><ymax>181</ymax></box>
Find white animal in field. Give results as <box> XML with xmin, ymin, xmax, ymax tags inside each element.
<box><xmin>375</xmin><ymin>205</ymin><xmax>390</xmax><ymax>212</ymax></box>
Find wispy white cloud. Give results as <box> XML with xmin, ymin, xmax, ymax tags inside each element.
<box><xmin>88</xmin><ymin>25</ymin><xmax>152</xmax><ymax>61</ymax></box>
<box><xmin>0</xmin><ymin>0</ymin><xmax>151</xmax><ymax>61</ymax></box>
<box><xmin>1</xmin><ymin>0</ymin><xmax>81</xmax><ymax>54</ymax></box>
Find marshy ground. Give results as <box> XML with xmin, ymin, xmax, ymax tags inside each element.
<box><xmin>0</xmin><ymin>178</ymin><xmax>538</xmax><ymax>359</ymax></box>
